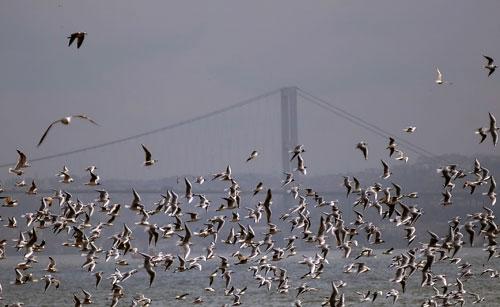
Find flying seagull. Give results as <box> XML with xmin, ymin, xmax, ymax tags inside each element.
<box><xmin>9</xmin><ymin>150</ymin><xmax>30</xmax><ymax>176</ymax></box>
<box><xmin>37</xmin><ymin>115</ymin><xmax>98</xmax><ymax>147</ymax></box>
<box><xmin>488</xmin><ymin>112</ymin><xmax>499</xmax><ymax>146</ymax></box>
<box><xmin>246</xmin><ymin>150</ymin><xmax>259</xmax><ymax>162</ymax></box>
<box><xmin>483</xmin><ymin>55</ymin><xmax>497</xmax><ymax>77</ymax></box>
<box><xmin>403</xmin><ymin>126</ymin><xmax>416</xmax><ymax>133</ymax></box>
<box><xmin>475</xmin><ymin>127</ymin><xmax>488</xmax><ymax>144</ymax></box>
<box><xmin>381</xmin><ymin>160</ymin><xmax>391</xmax><ymax>179</ymax></box>
<box><xmin>435</xmin><ymin>67</ymin><xmax>451</xmax><ymax>85</ymax></box>
<box><xmin>356</xmin><ymin>142</ymin><xmax>368</xmax><ymax>160</ymax></box>
<box><xmin>68</xmin><ymin>32</ymin><xmax>87</xmax><ymax>48</ymax></box>
<box><xmin>141</xmin><ymin>144</ymin><xmax>158</xmax><ymax>166</ymax></box>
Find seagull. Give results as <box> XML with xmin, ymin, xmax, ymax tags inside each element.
<box><xmin>246</xmin><ymin>150</ymin><xmax>259</xmax><ymax>162</ymax></box>
<box><xmin>436</xmin><ymin>67</ymin><xmax>444</xmax><ymax>84</ymax></box>
<box><xmin>192</xmin><ymin>297</ymin><xmax>204</xmax><ymax>304</ymax></box>
<box><xmin>289</xmin><ymin>145</ymin><xmax>305</xmax><ymax>161</ymax></box>
<box><xmin>93</xmin><ymin>271</ymin><xmax>103</xmax><ymax>288</ymax></box>
<box><xmin>403</xmin><ymin>126</ymin><xmax>416</xmax><ymax>133</ymax></box>
<box><xmin>262</xmin><ymin>189</ymin><xmax>273</xmax><ymax>224</ymax></box>
<box><xmin>488</xmin><ymin>112</ymin><xmax>499</xmax><ymax>146</ymax></box>
<box><xmin>253</xmin><ymin>182</ymin><xmax>263</xmax><ymax>196</ymax></box>
<box><xmin>1</xmin><ymin>196</ymin><xmax>18</xmax><ymax>207</ymax></box>
<box><xmin>475</xmin><ymin>127</ymin><xmax>488</xmax><ymax>144</ymax></box>
<box><xmin>296</xmin><ymin>154</ymin><xmax>307</xmax><ymax>175</ymax></box>
<box><xmin>5</xmin><ymin>216</ymin><xmax>17</xmax><ymax>228</ymax></box>
<box><xmin>356</xmin><ymin>142</ymin><xmax>368</xmax><ymax>160</ymax></box>
<box><xmin>37</xmin><ymin>115</ymin><xmax>98</xmax><ymax>147</ymax></box>
<box><xmin>483</xmin><ymin>55</ymin><xmax>497</xmax><ymax>77</ymax></box>
<box><xmin>175</xmin><ymin>293</ymin><xmax>189</xmax><ymax>300</ymax></box>
<box><xmin>386</xmin><ymin>289</ymin><xmax>399</xmax><ymax>304</ymax></box>
<box><xmin>281</xmin><ymin>172</ymin><xmax>294</xmax><ymax>187</ymax></box>
<box><xmin>381</xmin><ymin>160</ymin><xmax>391</xmax><ymax>179</ymax></box>
<box><xmin>139</xmin><ymin>252</ymin><xmax>156</xmax><ymax>287</ymax></box>
<box><xmin>81</xmin><ymin>289</ymin><xmax>93</xmax><ymax>304</ymax></box>
<box><xmin>41</xmin><ymin>275</ymin><xmax>60</xmax><ymax>292</ymax></box>
<box><xmin>184</xmin><ymin>177</ymin><xmax>193</xmax><ymax>203</ymax></box>
<box><xmin>68</xmin><ymin>32</ymin><xmax>87</xmax><ymax>48</ymax></box>
<box><xmin>45</xmin><ymin>256</ymin><xmax>58</xmax><ymax>273</ymax></box>
<box><xmin>343</xmin><ymin>177</ymin><xmax>353</xmax><ymax>197</ymax></box>
<box><xmin>15</xmin><ymin>180</ymin><xmax>26</xmax><ymax>187</ymax></box>
<box><xmin>26</xmin><ymin>180</ymin><xmax>37</xmax><ymax>195</ymax></box>
<box><xmin>483</xmin><ymin>176</ymin><xmax>496</xmax><ymax>206</ymax></box>
<box><xmin>141</xmin><ymin>144</ymin><xmax>158</xmax><ymax>166</ymax></box>
<box><xmin>435</xmin><ymin>67</ymin><xmax>452</xmax><ymax>85</ymax></box>
<box><xmin>387</xmin><ymin>137</ymin><xmax>397</xmax><ymax>157</ymax></box>
<box><xmin>57</xmin><ymin>165</ymin><xmax>74</xmax><ymax>183</ymax></box>
<box><xmin>9</xmin><ymin>150</ymin><xmax>30</xmax><ymax>176</ymax></box>
<box><xmin>85</xmin><ymin>169</ymin><xmax>100</xmax><ymax>186</ymax></box>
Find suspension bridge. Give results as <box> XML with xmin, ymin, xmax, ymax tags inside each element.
<box><xmin>0</xmin><ymin>87</ymin><xmax>440</xmax><ymax>180</ymax></box>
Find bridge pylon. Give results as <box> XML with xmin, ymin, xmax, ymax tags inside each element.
<box><xmin>280</xmin><ymin>87</ymin><xmax>298</xmax><ymax>174</ymax></box>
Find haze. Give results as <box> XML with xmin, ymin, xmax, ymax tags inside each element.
<box><xmin>1</xmin><ymin>0</ymin><xmax>499</xmax><ymax>180</ymax></box>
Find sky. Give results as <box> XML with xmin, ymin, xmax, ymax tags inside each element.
<box><xmin>1</xmin><ymin>0</ymin><xmax>500</xmax><ymax>180</ymax></box>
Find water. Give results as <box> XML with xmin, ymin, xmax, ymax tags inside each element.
<box><xmin>0</xmin><ymin>191</ymin><xmax>498</xmax><ymax>306</ymax></box>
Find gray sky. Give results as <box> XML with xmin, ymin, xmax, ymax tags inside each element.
<box><xmin>1</xmin><ymin>0</ymin><xmax>500</xmax><ymax>180</ymax></box>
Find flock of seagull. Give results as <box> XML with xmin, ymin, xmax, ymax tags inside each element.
<box><xmin>0</xmin><ymin>33</ymin><xmax>499</xmax><ymax>307</ymax></box>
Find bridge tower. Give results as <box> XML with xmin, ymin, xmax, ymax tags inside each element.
<box><xmin>280</xmin><ymin>87</ymin><xmax>299</xmax><ymax>174</ymax></box>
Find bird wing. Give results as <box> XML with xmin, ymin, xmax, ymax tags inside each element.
<box><xmin>14</xmin><ymin>150</ymin><xmax>27</xmax><ymax>169</ymax></box>
<box><xmin>484</xmin><ymin>55</ymin><xmax>494</xmax><ymax>65</ymax></box>
<box><xmin>74</xmin><ymin>114</ymin><xmax>98</xmax><ymax>125</ymax></box>
<box><xmin>38</xmin><ymin>120</ymin><xmax>60</xmax><ymax>147</ymax></box>
<box><xmin>489</xmin><ymin>176</ymin><xmax>496</xmax><ymax>193</ymax></box>
<box><xmin>183</xmin><ymin>224</ymin><xmax>192</xmax><ymax>244</ymax></box>
<box><xmin>141</xmin><ymin>144</ymin><xmax>152</xmax><ymax>161</ymax></box>
<box><xmin>185</xmin><ymin>178</ymin><xmax>192</xmax><ymax>194</ymax></box>
<box><xmin>436</xmin><ymin>67</ymin><xmax>442</xmax><ymax>80</ymax></box>
<box><xmin>68</xmin><ymin>33</ymin><xmax>77</xmax><ymax>46</ymax></box>
<box><xmin>381</xmin><ymin>160</ymin><xmax>389</xmax><ymax>171</ymax></box>
<box><xmin>264</xmin><ymin>189</ymin><xmax>272</xmax><ymax>206</ymax></box>
<box><xmin>76</xmin><ymin>34</ymin><xmax>85</xmax><ymax>48</ymax></box>
<box><xmin>90</xmin><ymin>171</ymin><xmax>98</xmax><ymax>182</ymax></box>
<box><xmin>489</xmin><ymin>112</ymin><xmax>497</xmax><ymax>129</ymax></box>
<box><xmin>133</xmin><ymin>189</ymin><xmax>141</xmax><ymax>203</ymax></box>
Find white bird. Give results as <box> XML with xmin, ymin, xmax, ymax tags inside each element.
<box><xmin>435</xmin><ymin>67</ymin><xmax>443</xmax><ymax>84</ymax></box>
<box><xmin>386</xmin><ymin>289</ymin><xmax>399</xmax><ymax>304</ymax></box>
<box><xmin>435</xmin><ymin>67</ymin><xmax>451</xmax><ymax>85</ymax></box>
<box><xmin>403</xmin><ymin>126</ymin><xmax>416</xmax><ymax>133</ymax></box>
<box><xmin>295</xmin><ymin>154</ymin><xmax>307</xmax><ymax>175</ymax></box>
<box><xmin>184</xmin><ymin>177</ymin><xmax>193</xmax><ymax>203</ymax></box>
<box><xmin>37</xmin><ymin>115</ymin><xmax>98</xmax><ymax>147</ymax></box>
<box><xmin>289</xmin><ymin>145</ymin><xmax>305</xmax><ymax>161</ymax></box>
<box><xmin>246</xmin><ymin>150</ymin><xmax>259</xmax><ymax>162</ymax></box>
<box><xmin>9</xmin><ymin>150</ymin><xmax>30</xmax><ymax>176</ymax></box>
<box><xmin>45</xmin><ymin>256</ymin><xmax>58</xmax><ymax>273</ymax></box>
<box><xmin>141</xmin><ymin>144</ymin><xmax>158</xmax><ymax>166</ymax></box>
<box><xmin>281</xmin><ymin>172</ymin><xmax>294</xmax><ymax>187</ymax></box>
<box><xmin>57</xmin><ymin>165</ymin><xmax>74</xmax><ymax>183</ymax></box>
<box><xmin>488</xmin><ymin>112</ymin><xmax>499</xmax><ymax>146</ymax></box>
<box><xmin>25</xmin><ymin>180</ymin><xmax>37</xmax><ymax>195</ymax></box>
<box><xmin>85</xmin><ymin>169</ymin><xmax>100</xmax><ymax>186</ymax></box>
<box><xmin>356</xmin><ymin>142</ymin><xmax>368</xmax><ymax>160</ymax></box>
<box><xmin>381</xmin><ymin>160</ymin><xmax>391</xmax><ymax>179</ymax></box>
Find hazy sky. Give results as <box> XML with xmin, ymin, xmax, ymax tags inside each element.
<box><xmin>1</xmin><ymin>0</ymin><xmax>500</xmax><ymax>180</ymax></box>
